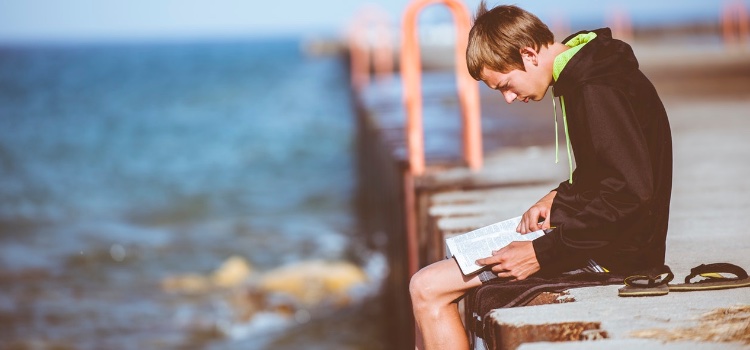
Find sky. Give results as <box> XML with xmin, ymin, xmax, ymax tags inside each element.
<box><xmin>1</xmin><ymin>0</ymin><xmax>749</xmax><ymax>43</ymax></box>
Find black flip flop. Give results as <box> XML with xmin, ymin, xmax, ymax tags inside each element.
<box><xmin>669</xmin><ymin>263</ymin><xmax>750</xmax><ymax>292</ymax></box>
<box><xmin>618</xmin><ymin>265</ymin><xmax>674</xmax><ymax>297</ymax></box>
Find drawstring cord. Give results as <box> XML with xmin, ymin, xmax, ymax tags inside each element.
<box><xmin>553</xmin><ymin>93</ymin><xmax>559</xmax><ymax>163</ymax></box>
<box><xmin>552</xmin><ymin>92</ymin><xmax>574</xmax><ymax>184</ymax></box>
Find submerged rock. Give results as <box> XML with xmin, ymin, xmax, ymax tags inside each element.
<box><xmin>161</xmin><ymin>256</ymin><xmax>255</xmax><ymax>294</ymax></box>
<box><xmin>161</xmin><ymin>256</ymin><xmax>370</xmax><ymax>337</ymax></box>
<box><xmin>211</xmin><ymin>255</ymin><xmax>254</xmax><ymax>288</ymax></box>
<box><xmin>161</xmin><ymin>273</ymin><xmax>212</xmax><ymax>294</ymax></box>
<box><xmin>257</xmin><ymin>260</ymin><xmax>368</xmax><ymax>307</ymax></box>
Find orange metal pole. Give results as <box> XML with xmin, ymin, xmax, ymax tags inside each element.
<box><xmin>722</xmin><ymin>0</ymin><xmax>750</xmax><ymax>47</ymax></box>
<box><xmin>348</xmin><ymin>5</ymin><xmax>395</xmax><ymax>91</ymax></box>
<box><xmin>348</xmin><ymin>23</ymin><xmax>369</xmax><ymax>91</ymax></box>
<box><xmin>373</xmin><ymin>14</ymin><xmax>395</xmax><ymax>83</ymax></box>
<box><xmin>737</xmin><ymin>1</ymin><xmax>750</xmax><ymax>45</ymax></box>
<box><xmin>723</xmin><ymin>2</ymin><xmax>734</xmax><ymax>46</ymax></box>
<box><xmin>401</xmin><ymin>5</ymin><xmax>424</xmax><ymax>175</ymax></box>
<box><xmin>401</xmin><ymin>0</ymin><xmax>482</xmax><ymax>176</ymax></box>
<box><xmin>608</xmin><ymin>6</ymin><xmax>633</xmax><ymax>41</ymax></box>
<box><xmin>402</xmin><ymin>169</ymin><xmax>419</xmax><ymax>277</ymax></box>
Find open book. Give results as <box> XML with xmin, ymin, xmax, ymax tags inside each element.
<box><xmin>445</xmin><ymin>216</ymin><xmax>545</xmax><ymax>275</ymax></box>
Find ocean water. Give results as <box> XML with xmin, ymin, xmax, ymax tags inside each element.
<box><xmin>0</xmin><ymin>38</ymin><xmax>387</xmax><ymax>349</ymax></box>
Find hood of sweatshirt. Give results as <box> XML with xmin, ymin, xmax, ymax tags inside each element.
<box><xmin>553</xmin><ymin>28</ymin><xmax>640</xmax><ymax>97</ymax></box>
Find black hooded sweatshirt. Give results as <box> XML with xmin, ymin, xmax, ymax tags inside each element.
<box><xmin>531</xmin><ymin>28</ymin><xmax>673</xmax><ymax>274</ymax></box>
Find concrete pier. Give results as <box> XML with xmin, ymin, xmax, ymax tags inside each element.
<box><xmin>352</xmin><ymin>37</ymin><xmax>750</xmax><ymax>349</ymax></box>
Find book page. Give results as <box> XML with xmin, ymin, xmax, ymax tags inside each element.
<box><xmin>445</xmin><ymin>216</ymin><xmax>544</xmax><ymax>275</ymax></box>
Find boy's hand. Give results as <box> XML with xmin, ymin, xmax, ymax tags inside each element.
<box><xmin>517</xmin><ymin>191</ymin><xmax>556</xmax><ymax>234</ymax></box>
<box><xmin>475</xmin><ymin>241</ymin><xmax>540</xmax><ymax>281</ymax></box>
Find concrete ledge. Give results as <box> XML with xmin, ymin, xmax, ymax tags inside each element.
<box><xmin>419</xmin><ymin>146</ymin><xmax>568</xmax><ymax>189</ymax></box>
<box><xmin>491</xmin><ymin>320</ymin><xmax>605</xmax><ymax>350</ymax></box>
<box><xmin>517</xmin><ymin>339</ymin><xmax>748</xmax><ymax>350</ymax></box>
<box><xmin>486</xmin><ymin>286</ymin><xmax>750</xmax><ymax>350</ymax></box>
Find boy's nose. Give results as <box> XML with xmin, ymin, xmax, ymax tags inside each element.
<box><xmin>503</xmin><ymin>91</ymin><xmax>517</xmax><ymax>104</ymax></box>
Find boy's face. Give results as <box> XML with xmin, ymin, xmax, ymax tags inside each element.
<box><xmin>480</xmin><ymin>49</ymin><xmax>550</xmax><ymax>104</ymax></box>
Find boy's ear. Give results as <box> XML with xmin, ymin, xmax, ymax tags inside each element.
<box><xmin>519</xmin><ymin>47</ymin><xmax>539</xmax><ymax>65</ymax></box>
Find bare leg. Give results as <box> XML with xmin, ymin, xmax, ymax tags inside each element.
<box><xmin>410</xmin><ymin>258</ymin><xmax>484</xmax><ymax>350</ymax></box>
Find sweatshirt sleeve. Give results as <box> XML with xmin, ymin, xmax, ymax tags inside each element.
<box><xmin>534</xmin><ymin>84</ymin><xmax>655</xmax><ymax>269</ymax></box>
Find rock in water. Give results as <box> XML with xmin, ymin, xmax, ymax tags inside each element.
<box><xmin>211</xmin><ymin>255</ymin><xmax>254</xmax><ymax>288</ymax></box>
<box><xmin>161</xmin><ymin>273</ymin><xmax>212</xmax><ymax>294</ymax></box>
<box><xmin>162</xmin><ymin>255</ymin><xmax>255</xmax><ymax>294</ymax></box>
<box><xmin>257</xmin><ymin>260</ymin><xmax>368</xmax><ymax>307</ymax></box>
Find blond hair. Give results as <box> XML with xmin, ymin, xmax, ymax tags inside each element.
<box><xmin>467</xmin><ymin>2</ymin><xmax>554</xmax><ymax>80</ymax></box>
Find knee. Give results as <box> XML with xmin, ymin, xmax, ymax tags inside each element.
<box><xmin>409</xmin><ymin>266</ymin><xmax>439</xmax><ymax>308</ymax></box>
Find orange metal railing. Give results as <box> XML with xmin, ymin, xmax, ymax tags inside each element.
<box><xmin>401</xmin><ymin>0</ymin><xmax>482</xmax><ymax>176</ymax></box>
<box><xmin>400</xmin><ymin>0</ymin><xmax>482</xmax><ymax>277</ymax></box>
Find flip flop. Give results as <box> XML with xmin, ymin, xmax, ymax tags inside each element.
<box><xmin>618</xmin><ymin>265</ymin><xmax>674</xmax><ymax>297</ymax></box>
<box><xmin>669</xmin><ymin>263</ymin><xmax>750</xmax><ymax>292</ymax></box>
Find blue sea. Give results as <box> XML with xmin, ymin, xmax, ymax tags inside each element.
<box><xmin>0</xmin><ymin>38</ymin><xmax>387</xmax><ymax>349</ymax></box>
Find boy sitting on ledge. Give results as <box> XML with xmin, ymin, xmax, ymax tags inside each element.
<box><xmin>409</xmin><ymin>2</ymin><xmax>672</xmax><ymax>349</ymax></box>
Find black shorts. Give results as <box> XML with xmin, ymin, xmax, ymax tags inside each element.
<box><xmin>477</xmin><ymin>259</ymin><xmax>606</xmax><ymax>284</ymax></box>
<box><xmin>478</xmin><ymin>270</ymin><xmax>498</xmax><ymax>284</ymax></box>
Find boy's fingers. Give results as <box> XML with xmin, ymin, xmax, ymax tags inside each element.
<box><xmin>522</xmin><ymin>213</ymin><xmax>540</xmax><ymax>234</ymax></box>
<box><xmin>516</xmin><ymin>213</ymin><xmax>529</xmax><ymax>233</ymax></box>
<box><xmin>520</xmin><ymin>215</ymin><xmax>533</xmax><ymax>233</ymax></box>
<box><xmin>496</xmin><ymin>271</ymin><xmax>514</xmax><ymax>279</ymax></box>
<box><xmin>476</xmin><ymin>252</ymin><xmax>504</xmax><ymax>266</ymax></box>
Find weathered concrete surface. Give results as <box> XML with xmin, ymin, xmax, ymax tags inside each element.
<box><xmin>489</xmin><ymin>286</ymin><xmax>749</xmax><ymax>349</ymax></box>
